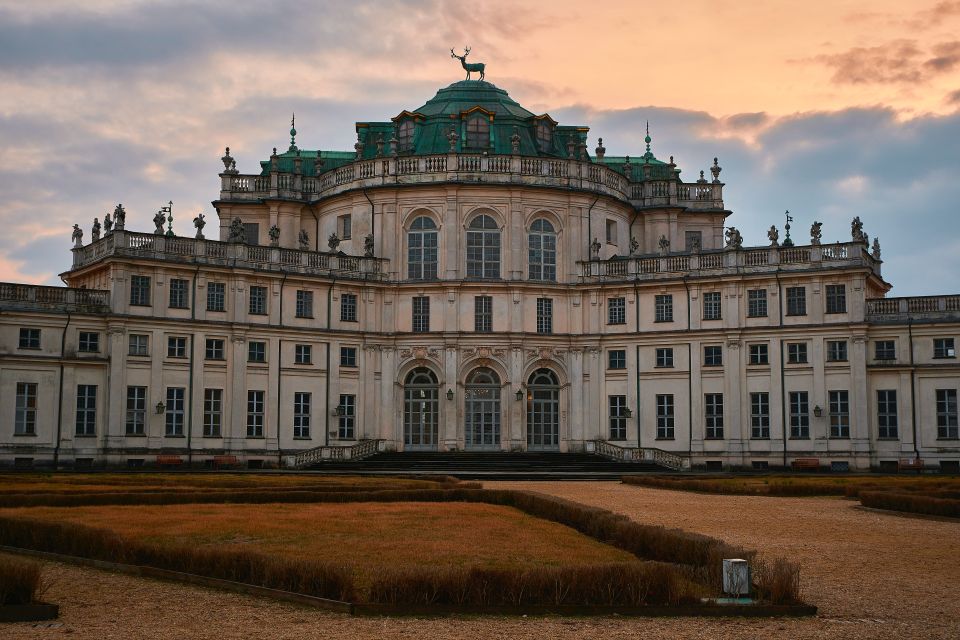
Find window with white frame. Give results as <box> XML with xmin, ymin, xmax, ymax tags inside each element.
<box><xmin>248</xmin><ymin>341</ymin><xmax>266</xmax><ymax>363</ymax></box>
<box><xmin>165</xmin><ymin>387</ymin><xmax>185</xmax><ymax>436</ymax></box>
<box><xmin>295</xmin><ymin>290</ymin><xmax>313</xmax><ymax>318</ymax></box>
<box><xmin>168</xmin><ymin>278</ymin><xmax>189</xmax><ymax>309</ymax></box>
<box><xmin>203</xmin><ymin>389</ymin><xmax>222</xmax><ymax>438</ymax></box>
<box><xmin>528</xmin><ymin>219</ymin><xmax>557</xmax><ymax>281</ymax></box>
<box><xmin>338</xmin><ymin>394</ymin><xmax>356</xmax><ymax>439</ymax></box>
<box><xmin>130</xmin><ymin>275</ymin><xmax>151</xmax><ymax>306</ymax></box>
<box><xmin>934</xmin><ymin>338</ymin><xmax>956</xmax><ymax>359</ymax></box>
<box><xmin>536</xmin><ymin>298</ymin><xmax>553</xmax><ymax>334</ymax></box>
<box><xmin>829</xmin><ymin>390</ymin><xmax>850</xmax><ymax>438</ymax></box>
<box><xmin>205</xmin><ymin>338</ymin><xmax>224</xmax><ymax>361</ymax></box>
<box><xmin>466</xmin><ymin>215</ymin><xmax>500</xmax><ymax>279</ymax></box>
<box><xmin>474</xmin><ymin>296</ymin><xmax>492</xmax><ymax>333</ymax></box>
<box><xmin>608</xmin><ymin>297</ymin><xmax>626</xmax><ymax>325</ymax></box>
<box><xmin>75</xmin><ymin>384</ymin><xmax>96</xmax><ymax>436</ymax></box>
<box><xmin>125</xmin><ymin>386</ymin><xmax>146</xmax><ymax>435</ymax></box>
<box><xmin>19</xmin><ymin>328</ymin><xmax>40</xmax><ymax>349</ymax></box>
<box><xmin>747</xmin><ymin>289</ymin><xmax>767</xmax><ymax>318</ymax></box>
<box><xmin>655</xmin><ymin>347</ymin><xmax>674</xmax><ymax>368</ymax></box>
<box><xmin>705</xmin><ymin>393</ymin><xmax>724</xmax><ymax>439</ymax></box>
<box><xmin>702</xmin><ymin>292</ymin><xmax>721</xmax><ymax>320</ymax></box>
<box><xmin>129</xmin><ymin>334</ymin><xmax>149</xmax><ymax>356</ymax></box>
<box><xmin>168</xmin><ymin>336</ymin><xmax>187</xmax><ymax>358</ymax></box>
<box><xmin>875</xmin><ymin>340</ymin><xmax>896</xmax><ymax>360</ymax></box>
<box><xmin>412</xmin><ymin>296</ymin><xmax>430</xmax><ymax>333</ymax></box>
<box><xmin>340</xmin><ymin>346</ymin><xmax>358</xmax><ymax>367</ymax></box>
<box><xmin>789</xmin><ymin>391</ymin><xmax>810</xmax><ymax>438</ymax></box>
<box><xmin>294</xmin><ymin>344</ymin><xmax>312</xmax><ymax>365</ymax></box>
<box><xmin>785</xmin><ymin>286</ymin><xmax>806</xmax><ymax>316</ymax></box>
<box><xmin>340</xmin><ymin>293</ymin><xmax>358</xmax><ymax>322</ymax></box>
<box><xmin>877</xmin><ymin>390</ymin><xmax>898</xmax><ymax>439</ymax></box>
<box><xmin>750</xmin><ymin>392</ymin><xmax>770</xmax><ymax>439</ymax></box>
<box><xmin>207</xmin><ymin>282</ymin><xmax>226</xmax><ymax>312</ymax></box>
<box><xmin>827</xmin><ymin>340</ymin><xmax>848</xmax><ymax>362</ymax></box>
<box><xmin>704</xmin><ymin>345</ymin><xmax>723</xmax><ymax>366</ymax></box>
<box><xmin>936</xmin><ymin>389</ymin><xmax>958</xmax><ymax>439</ymax></box>
<box><xmin>294</xmin><ymin>392</ymin><xmax>311</xmax><ymax>439</ymax></box>
<box><xmin>465</xmin><ymin>115</ymin><xmax>490</xmax><ymax>149</ymax></box>
<box><xmin>609</xmin><ymin>395</ymin><xmax>627</xmax><ymax>441</ymax></box>
<box><xmin>397</xmin><ymin>119</ymin><xmax>414</xmax><ymax>152</ymax></box>
<box><xmin>247</xmin><ymin>390</ymin><xmax>265</xmax><ymax>437</ymax></box>
<box><xmin>249</xmin><ymin>286</ymin><xmax>268</xmax><ymax>315</ymax></box>
<box><xmin>78</xmin><ymin>331</ymin><xmax>100</xmax><ymax>353</ymax></box>
<box><xmin>14</xmin><ymin>382</ymin><xmax>37</xmax><ymax>435</ymax></box>
<box><xmin>655</xmin><ymin>294</ymin><xmax>673</xmax><ymax>323</ymax></box>
<box><xmin>787</xmin><ymin>342</ymin><xmax>808</xmax><ymax>364</ymax></box>
<box><xmin>749</xmin><ymin>343</ymin><xmax>769</xmax><ymax>365</ymax></box>
<box><xmin>408</xmin><ymin>216</ymin><xmax>438</xmax><ymax>280</ymax></box>
<box><xmin>656</xmin><ymin>394</ymin><xmax>674</xmax><ymax>439</ymax></box>
<box><xmin>608</xmin><ymin>349</ymin><xmax>626</xmax><ymax>370</ymax></box>
<box><xmin>825</xmin><ymin>284</ymin><xmax>847</xmax><ymax>314</ymax></box>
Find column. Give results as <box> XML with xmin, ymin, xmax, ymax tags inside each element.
<box><xmin>380</xmin><ymin>347</ymin><xmax>396</xmax><ymax>445</ymax></box>
<box><xmin>444</xmin><ymin>346</ymin><xmax>458</xmax><ymax>450</ymax></box>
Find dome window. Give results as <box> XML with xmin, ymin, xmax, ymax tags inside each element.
<box><xmin>397</xmin><ymin>120</ymin><xmax>415</xmax><ymax>152</ymax></box>
<box><xmin>536</xmin><ymin>121</ymin><xmax>553</xmax><ymax>152</ymax></box>
<box><xmin>466</xmin><ymin>115</ymin><xmax>490</xmax><ymax>150</ymax></box>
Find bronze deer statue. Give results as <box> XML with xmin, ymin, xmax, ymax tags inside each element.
<box><xmin>450</xmin><ymin>47</ymin><xmax>485</xmax><ymax>81</ymax></box>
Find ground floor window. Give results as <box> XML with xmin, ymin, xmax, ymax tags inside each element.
<box><xmin>829</xmin><ymin>390</ymin><xmax>850</xmax><ymax>438</ymax></box>
<box><xmin>294</xmin><ymin>392</ymin><xmax>311</xmax><ymax>439</ymax></box>
<box><xmin>247</xmin><ymin>390</ymin><xmax>264</xmax><ymax>437</ymax></box>
<box><xmin>203</xmin><ymin>389</ymin><xmax>222</xmax><ymax>437</ymax></box>
<box><xmin>15</xmin><ymin>382</ymin><xmax>37</xmax><ymax>435</ymax></box>
<box><xmin>937</xmin><ymin>389</ymin><xmax>959</xmax><ymax>439</ymax></box>
<box><xmin>789</xmin><ymin>391</ymin><xmax>810</xmax><ymax>438</ymax></box>
<box><xmin>705</xmin><ymin>393</ymin><xmax>724</xmax><ymax>439</ymax></box>
<box><xmin>165</xmin><ymin>387</ymin><xmax>185</xmax><ymax>436</ymax></box>
<box><xmin>75</xmin><ymin>384</ymin><xmax>97</xmax><ymax>436</ymax></box>
<box><xmin>750</xmin><ymin>392</ymin><xmax>770</xmax><ymax>439</ymax></box>
<box><xmin>338</xmin><ymin>394</ymin><xmax>355</xmax><ymax>439</ymax></box>
<box><xmin>877</xmin><ymin>390</ymin><xmax>898</xmax><ymax>439</ymax></box>
<box><xmin>126</xmin><ymin>386</ymin><xmax>146</xmax><ymax>435</ymax></box>
<box><xmin>656</xmin><ymin>394</ymin><xmax>674</xmax><ymax>440</ymax></box>
<box><xmin>609</xmin><ymin>395</ymin><xmax>627</xmax><ymax>441</ymax></box>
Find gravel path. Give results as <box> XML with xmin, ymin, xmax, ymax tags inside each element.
<box><xmin>4</xmin><ymin>481</ymin><xmax>959</xmax><ymax>639</ymax></box>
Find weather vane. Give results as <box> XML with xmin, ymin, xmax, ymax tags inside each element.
<box><xmin>450</xmin><ymin>46</ymin><xmax>485</xmax><ymax>81</ymax></box>
<box><xmin>783</xmin><ymin>210</ymin><xmax>794</xmax><ymax>247</ymax></box>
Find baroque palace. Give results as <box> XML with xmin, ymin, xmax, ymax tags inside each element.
<box><xmin>2</xmin><ymin>67</ymin><xmax>960</xmax><ymax>471</ymax></box>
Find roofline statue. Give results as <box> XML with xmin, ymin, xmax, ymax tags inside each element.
<box><xmin>451</xmin><ymin>47</ymin><xmax>485</xmax><ymax>81</ymax></box>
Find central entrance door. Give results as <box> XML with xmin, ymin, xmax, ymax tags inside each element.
<box><xmin>465</xmin><ymin>368</ymin><xmax>501</xmax><ymax>450</ymax></box>
<box><xmin>527</xmin><ymin>368</ymin><xmax>560</xmax><ymax>450</ymax></box>
<box><xmin>403</xmin><ymin>367</ymin><xmax>439</xmax><ymax>450</ymax></box>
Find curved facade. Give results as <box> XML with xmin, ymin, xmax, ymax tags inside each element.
<box><xmin>2</xmin><ymin>79</ymin><xmax>959</xmax><ymax>471</ymax></box>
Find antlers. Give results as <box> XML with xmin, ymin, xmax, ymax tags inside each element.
<box><xmin>450</xmin><ymin>46</ymin><xmax>471</xmax><ymax>59</ymax></box>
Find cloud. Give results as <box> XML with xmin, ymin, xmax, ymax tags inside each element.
<box><xmin>813</xmin><ymin>39</ymin><xmax>960</xmax><ymax>85</ymax></box>
<box><xmin>947</xmin><ymin>89</ymin><xmax>960</xmax><ymax>104</ymax></box>
<box><xmin>925</xmin><ymin>41</ymin><xmax>960</xmax><ymax>72</ymax></box>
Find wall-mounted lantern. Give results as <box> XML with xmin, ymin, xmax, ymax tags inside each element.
<box><xmin>446</xmin><ymin>388</ymin><xmax>455</xmax><ymax>401</ymax></box>
<box><xmin>813</xmin><ymin>405</ymin><xmax>823</xmax><ymax>418</ymax></box>
<box><xmin>515</xmin><ymin>389</ymin><xmax>524</xmax><ymax>401</ymax></box>
<box><xmin>624</xmin><ymin>407</ymin><xmax>633</xmax><ymax>418</ymax></box>
<box><xmin>155</xmin><ymin>401</ymin><xmax>166</xmax><ymax>415</ymax></box>
<box><xmin>332</xmin><ymin>405</ymin><xmax>344</xmax><ymax>417</ymax></box>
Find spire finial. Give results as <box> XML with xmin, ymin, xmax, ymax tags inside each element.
<box><xmin>289</xmin><ymin>113</ymin><xmax>298</xmax><ymax>151</ymax></box>
<box><xmin>644</xmin><ymin>121</ymin><xmax>652</xmax><ymax>157</ymax></box>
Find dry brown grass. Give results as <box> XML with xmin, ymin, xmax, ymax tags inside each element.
<box><xmin>0</xmin><ymin>553</ymin><xmax>42</xmax><ymax>605</ymax></box>
<box><xmin>621</xmin><ymin>474</ymin><xmax>960</xmax><ymax>497</ymax></box>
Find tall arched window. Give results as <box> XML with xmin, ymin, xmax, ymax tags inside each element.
<box><xmin>528</xmin><ymin>218</ymin><xmax>556</xmax><ymax>281</ymax></box>
<box><xmin>397</xmin><ymin>120</ymin><xmax>414</xmax><ymax>152</ymax></box>
<box><xmin>466</xmin><ymin>215</ymin><xmax>500</xmax><ymax>279</ymax></box>
<box><xmin>407</xmin><ymin>216</ymin><xmax>438</xmax><ymax>280</ymax></box>
<box><xmin>466</xmin><ymin>115</ymin><xmax>490</xmax><ymax>149</ymax></box>
<box><xmin>404</xmin><ymin>367</ymin><xmax>438</xmax><ymax>449</ymax></box>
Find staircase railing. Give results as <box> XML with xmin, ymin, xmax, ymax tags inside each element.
<box><xmin>289</xmin><ymin>439</ymin><xmax>383</xmax><ymax>468</ymax></box>
<box><xmin>591</xmin><ymin>440</ymin><xmax>689</xmax><ymax>471</ymax></box>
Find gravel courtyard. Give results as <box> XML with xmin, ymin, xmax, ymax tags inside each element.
<box><xmin>5</xmin><ymin>480</ymin><xmax>959</xmax><ymax>639</ymax></box>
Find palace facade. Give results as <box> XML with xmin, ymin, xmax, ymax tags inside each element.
<box><xmin>2</xmin><ymin>79</ymin><xmax>959</xmax><ymax>471</ymax></box>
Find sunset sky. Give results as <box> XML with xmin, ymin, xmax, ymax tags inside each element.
<box><xmin>1</xmin><ymin>0</ymin><xmax>959</xmax><ymax>294</ymax></box>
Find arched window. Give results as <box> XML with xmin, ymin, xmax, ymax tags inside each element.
<box><xmin>466</xmin><ymin>215</ymin><xmax>500</xmax><ymax>279</ymax></box>
<box><xmin>407</xmin><ymin>216</ymin><xmax>438</xmax><ymax>280</ymax></box>
<box><xmin>528</xmin><ymin>218</ymin><xmax>556</xmax><ymax>281</ymax></box>
<box><xmin>527</xmin><ymin>368</ymin><xmax>559</xmax><ymax>450</ymax></box>
<box><xmin>397</xmin><ymin>120</ymin><xmax>414</xmax><ymax>152</ymax></box>
<box><xmin>536</xmin><ymin>121</ymin><xmax>553</xmax><ymax>152</ymax></box>
<box><xmin>404</xmin><ymin>367</ymin><xmax>438</xmax><ymax>449</ymax></box>
<box><xmin>466</xmin><ymin>115</ymin><xmax>490</xmax><ymax>149</ymax></box>
<box><xmin>465</xmin><ymin>367</ymin><xmax>501</xmax><ymax>449</ymax></box>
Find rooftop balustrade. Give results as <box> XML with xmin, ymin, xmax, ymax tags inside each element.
<box><xmin>70</xmin><ymin>230</ymin><xmax>387</xmax><ymax>281</ymax></box>
<box><xmin>866</xmin><ymin>295</ymin><xmax>960</xmax><ymax>323</ymax></box>
<box><xmin>219</xmin><ymin>153</ymin><xmax>725</xmax><ymax>210</ymax></box>
<box><xmin>0</xmin><ymin>282</ymin><xmax>111</xmax><ymax>313</ymax></box>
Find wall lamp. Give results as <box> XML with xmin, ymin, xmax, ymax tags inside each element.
<box><xmin>155</xmin><ymin>401</ymin><xmax>166</xmax><ymax>415</ymax></box>
<box><xmin>813</xmin><ymin>405</ymin><xmax>823</xmax><ymax>418</ymax></box>
<box><xmin>624</xmin><ymin>407</ymin><xmax>633</xmax><ymax>418</ymax></box>
<box><xmin>332</xmin><ymin>405</ymin><xmax>344</xmax><ymax>417</ymax></box>
<box><xmin>515</xmin><ymin>389</ymin><xmax>524</xmax><ymax>401</ymax></box>
<box><xmin>446</xmin><ymin>388</ymin><xmax>455</xmax><ymax>401</ymax></box>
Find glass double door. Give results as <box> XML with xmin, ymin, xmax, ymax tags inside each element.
<box><xmin>527</xmin><ymin>387</ymin><xmax>559</xmax><ymax>450</ymax></box>
<box><xmin>404</xmin><ymin>368</ymin><xmax>438</xmax><ymax>450</ymax></box>
<box><xmin>465</xmin><ymin>368</ymin><xmax>501</xmax><ymax>449</ymax></box>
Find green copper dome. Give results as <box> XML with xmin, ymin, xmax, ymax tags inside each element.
<box><xmin>414</xmin><ymin>80</ymin><xmax>536</xmax><ymax>119</ymax></box>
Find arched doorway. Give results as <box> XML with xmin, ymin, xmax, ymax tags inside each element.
<box><xmin>464</xmin><ymin>368</ymin><xmax>501</xmax><ymax>450</ymax></box>
<box><xmin>403</xmin><ymin>367</ymin><xmax>439</xmax><ymax>450</ymax></box>
<box><xmin>526</xmin><ymin>368</ymin><xmax>560</xmax><ymax>450</ymax></box>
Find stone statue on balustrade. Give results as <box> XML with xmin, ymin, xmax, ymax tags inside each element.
<box><xmin>269</xmin><ymin>224</ymin><xmax>281</xmax><ymax>247</ymax></box>
<box><xmin>113</xmin><ymin>204</ymin><xmax>126</xmax><ymax>231</ymax></box>
<box><xmin>767</xmin><ymin>225</ymin><xmax>779</xmax><ymax>247</ymax></box>
<box><xmin>810</xmin><ymin>221</ymin><xmax>822</xmax><ymax>245</ymax></box>
<box><xmin>228</xmin><ymin>217</ymin><xmax>246</xmax><ymax>243</ymax></box>
<box><xmin>153</xmin><ymin>210</ymin><xmax>166</xmax><ymax>235</ymax></box>
<box><xmin>510</xmin><ymin>127</ymin><xmax>521</xmax><ymax>154</ymax></box>
<box><xmin>725</xmin><ymin>226</ymin><xmax>743</xmax><ymax>249</ymax></box>
<box><xmin>630</xmin><ymin>236</ymin><xmax>639</xmax><ymax>255</ymax></box>
<box><xmin>364</xmin><ymin>233</ymin><xmax>375</xmax><ymax>257</ymax></box>
<box><xmin>193</xmin><ymin>213</ymin><xmax>206</xmax><ymax>240</ymax></box>
<box><xmin>872</xmin><ymin>237</ymin><xmax>881</xmax><ymax>259</ymax></box>
<box><xmin>851</xmin><ymin>216</ymin><xmax>865</xmax><ymax>242</ymax></box>
<box><xmin>71</xmin><ymin>224</ymin><xmax>83</xmax><ymax>248</ymax></box>
<box><xmin>590</xmin><ymin>237</ymin><xmax>601</xmax><ymax>259</ymax></box>
<box><xmin>447</xmin><ymin>126</ymin><xmax>459</xmax><ymax>153</ymax></box>
<box><xmin>103</xmin><ymin>213</ymin><xmax>113</xmax><ymax>234</ymax></box>
<box><xmin>328</xmin><ymin>232</ymin><xmax>341</xmax><ymax>252</ymax></box>
<box><xmin>375</xmin><ymin>135</ymin><xmax>384</xmax><ymax>158</ymax></box>
<box><xmin>658</xmin><ymin>235</ymin><xmax>670</xmax><ymax>255</ymax></box>
<box><xmin>91</xmin><ymin>218</ymin><xmax>101</xmax><ymax>242</ymax></box>
<box><xmin>298</xmin><ymin>229</ymin><xmax>310</xmax><ymax>251</ymax></box>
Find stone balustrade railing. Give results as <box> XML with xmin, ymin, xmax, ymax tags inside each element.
<box><xmin>0</xmin><ymin>282</ymin><xmax>111</xmax><ymax>313</ymax></box>
<box><xmin>288</xmin><ymin>439</ymin><xmax>383</xmax><ymax>468</ymax></box>
<box><xmin>220</xmin><ymin>154</ymin><xmax>725</xmax><ymax>210</ymax></box>
<box><xmin>71</xmin><ymin>230</ymin><xmax>388</xmax><ymax>281</ymax></box>
<box><xmin>866</xmin><ymin>295</ymin><xmax>960</xmax><ymax>323</ymax></box>
<box><xmin>579</xmin><ymin>241</ymin><xmax>878</xmax><ymax>282</ymax></box>
<box><xmin>591</xmin><ymin>439</ymin><xmax>689</xmax><ymax>471</ymax></box>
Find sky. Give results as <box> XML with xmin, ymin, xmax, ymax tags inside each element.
<box><xmin>1</xmin><ymin>0</ymin><xmax>959</xmax><ymax>295</ymax></box>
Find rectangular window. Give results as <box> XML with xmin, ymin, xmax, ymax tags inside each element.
<box><xmin>14</xmin><ymin>382</ymin><xmax>38</xmax><ymax>435</ymax></box>
<box><xmin>536</xmin><ymin>298</ymin><xmax>553</xmax><ymax>334</ymax></box>
<box><xmin>295</xmin><ymin>290</ymin><xmax>314</xmax><ymax>318</ymax></box>
<box><xmin>827</xmin><ymin>340</ymin><xmax>848</xmax><ymax>362</ymax></box>
<box><xmin>747</xmin><ymin>289</ymin><xmax>767</xmax><ymax>318</ymax></box>
<box><xmin>18</xmin><ymin>328</ymin><xmax>40</xmax><ymax>349</ymax></box>
<box><xmin>654</xmin><ymin>294</ymin><xmax>673</xmax><ymax>323</ymax></box>
<box><xmin>789</xmin><ymin>391</ymin><xmax>810</xmax><ymax>438</ymax></box>
<box><xmin>785</xmin><ymin>286</ymin><xmax>806</xmax><ymax>316</ymax></box>
<box><xmin>125</xmin><ymin>386</ymin><xmax>146</xmax><ymax>435</ymax></box>
<box><xmin>684</xmin><ymin>230</ymin><xmax>702</xmax><ymax>251</ymax></box>
<box><xmin>340</xmin><ymin>346</ymin><xmax>357</xmax><ymax>367</ymax></box>
<box><xmin>167</xmin><ymin>336</ymin><xmax>187</xmax><ymax>358</ymax></box>
<box><xmin>249</xmin><ymin>285</ymin><xmax>268</xmax><ymax>316</ymax></box>
<box><xmin>203</xmin><ymin>389</ymin><xmax>223</xmax><ymax>438</ymax></box>
<box><xmin>656</xmin><ymin>394</ymin><xmax>674</xmax><ymax>439</ymax></box>
<box><xmin>749</xmin><ymin>343</ymin><xmax>769</xmax><ymax>365</ymax></box>
<box><xmin>244</xmin><ymin>223</ymin><xmax>260</xmax><ymax>245</ymax></box>
<box><xmin>475</xmin><ymin>296</ymin><xmax>492</xmax><ymax>333</ymax></box>
<box><xmin>129</xmin><ymin>334</ymin><xmax>149</xmax><ymax>356</ymax></box>
<box><xmin>340</xmin><ymin>293</ymin><xmax>357</xmax><ymax>322</ymax></box>
<box><xmin>655</xmin><ymin>347</ymin><xmax>674</xmax><ymax>368</ymax></box>
<box><xmin>608</xmin><ymin>349</ymin><xmax>626</xmax><ymax>370</ymax></box>
<box><xmin>78</xmin><ymin>331</ymin><xmax>100</xmax><ymax>353</ymax></box>
<box><xmin>877</xmin><ymin>390</ymin><xmax>898</xmax><ymax>439</ymax></box>
<box><xmin>936</xmin><ymin>389</ymin><xmax>959</xmax><ymax>439</ymax></box>
<box><xmin>168</xmin><ymin>278</ymin><xmax>189</xmax><ymax>309</ymax></box>
<box><xmin>825</xmin><ymin>284</ymin><xmax>847</xmax><ymax>314</ymax></box>
<box><xmin>750</xmin><ymin>392</ymin><xmax>770</xmax><ymax>439</ymax></box>
<box><xmin>206</xmin><ymin>282</ymin><xmax>226</xmax><ymax>312</ymax></box>
<box><xmin>130</xmin><ymin>275</ymin><xmax>151</xmax><ymax>306</ymax></box>
<box><xmin>205</xmin><ymin>338</ymin><xmax>225</xmax><ymax>361</ymax></box>
<box><xmin>608</xmin><ymin>297</ymin><xmax>626</xmax><ymax>325</ymax></box>
<box><xmin>247</xmin><ymin>390</ymin><xmax>265</xmax><ymax>437</ymax></box>
<box><xmin>787</xmin><ymin>343</ymin><xmax>808</xmax><ymax>364</ymax></box>
<box><xmin>338</xmin><ymin>394</ymin><xmax>356</xmax><ymax>439</ymax></box>
<box><xmin>702</xmin><ymin>292</ymin><xmax>721</xmax><ymax>320</ymax></box>
<box><xmin>934</xmin><ymin>338</ymin><xmax>956</xmax><ymax>359</ymax></box>
<box><xmin>294</xmin><ymin>344</ymin><xmax>312</xmax><ymax>365</ymax></box>
<box><xmin>875</xmin><ymin>340</ymin><xmax>896</xmax><ymax>360</ymax></box>
<box><xmin>75</xmin><ymin>384</ymin><xmax>97</xmax><ymax>436</ymax></box>
<box><xmin>609</xmin><ymin>395</ymin><xmax>627</xmax><ymax>441</ymax></box>
<box><xmin>294</xmin><ymin>392</ymin><xmax>311</xmax><ymax>439</ymax></box>
<box><xmin>412</xmin><ymin>296</ymin><xmax>430</xmax><ymax>333</ymax></box>
<box><xmin>703</xmin><ymin>345</ymin><xmax>723</xmax><ymax>367</ymax></box>
<box><xmin>339</xmin><ymin>214</ymin><xmax>352</xmax><ymax>240</ymax></box>
<box><xmin>705</xmin><ymin>393</ymin><xmax>724</xmax><ymax>439</ymax></box>
<box><xmin>605</xmin><ymin>219</ymin><xmax>617</xmax><ymax>244</ymax></box>
<box><xmin>165</xmin><ymin>387</ymin><xmax>185</xmax><ymax>436</ymax></box>
<box><xmin>248</xmin><ymin>341</ymin><xmax>266</xmax><ymax>363</ymax></box>
<box><xmin>829</xmin><ymin>390</ymin><xmax>850</xmax><ymax>438</ymax></box>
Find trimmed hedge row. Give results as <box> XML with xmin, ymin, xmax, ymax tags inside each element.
<box><xmin>0</xmin><ymin>554</ymin><xmax>42</xmax><ymax>605</ymax></box>
<box><xmin>621</xmin><ymin>476</ymin><xmax>847</xmax><ymax>497</ymax></box>
<box><xmin>859</xmin><ymin>491</ymin><xmax>960</xmax><ymax>518</ymax></box>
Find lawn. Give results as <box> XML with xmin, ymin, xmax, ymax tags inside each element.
<box><xmin>621</xmin><ymin>474</ymin><xmax>960</xmax><ymax>497</ymax></box>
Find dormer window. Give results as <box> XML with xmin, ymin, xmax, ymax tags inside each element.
<box><xmin>397</xmin><ymin>120</ymin><xmax>414</xmax><ymax>152</ymax></box>
<box><xmin>466</xmin><ymin>115</ymin><xmax>490</xmax><ymax>149</ymax></box>
<box><xmin>536</xmin><ymin>121</ymin><xmax>553</xmax><ymax>152</ymax></box>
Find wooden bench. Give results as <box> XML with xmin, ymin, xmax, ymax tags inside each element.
<box><xmin>212</xmin><ymin>455</ymin><xmax>239</xmax><ymax>469</ymax></box>
<box><xmin>155</xmin><ymin>455</ymin><xmax>183</xmax><ymax>467</ymax></box>
<box><xmin>898</xmin><ymin>457</ymin><xmax>924</xmax><ymax>472</ymax></box>
<box><xmin>791</xmin><ymin>457</ymin><xmax>820</xmax><ymax>471</ymax></box>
